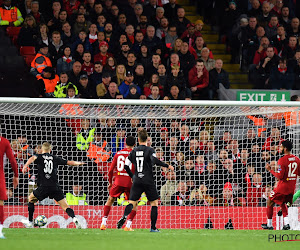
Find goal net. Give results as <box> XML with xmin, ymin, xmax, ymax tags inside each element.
<box><xmin>1</xmin><ymin>98</ymin><xmax>300</xmax><ymax>230</ymax></box>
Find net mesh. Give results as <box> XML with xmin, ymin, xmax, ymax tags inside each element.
<box><xmin>2</xmin><ymin>100</ymin><xmax>300</xmax><ymax>230</ymax></box>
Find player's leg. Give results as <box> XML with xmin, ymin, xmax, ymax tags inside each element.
<box><xmin>0</xmin><ymin>200</ymin><xmax>5</xmax><ymax>238</ymax></box>
<box><xmin>281</xmin><ymin>194</ymin><xmax>293</xmax><ymax>230</ymax></box>
<box><xmin>124</xmin><ymin>189</ymin><xmax>137</xmax><ymax>231</ymax></box>
<box><xmin>117</xmin><ymin>200</ymin><xmax>138</xmax><ymax>229</ymax></box>
<box><xmin>101</xmin><ymin>196</ymin><xmax>116</xmax><ymax>230</ymax></box>
<box><xmin>22</xmin><ymin>192</ymin><xmax>38</xmax><ymax>228</ymax></box>
<box><xmin>149</xmin><ymin>200</ymin><xmax>159</xmax><ymax>232</ymax></box>
<box><xmin>56</xmin><ymin>198</ymin><xmax>82</xmax><ymax>229</ymax></box>
<box><xmin>262</xmin><ymin>197</ymin><xmax>275</xmax><ymax>230</ymax></box>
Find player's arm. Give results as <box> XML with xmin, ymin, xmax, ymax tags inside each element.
<box><xmin>67</xmin><ymin>160</ymin><xmax>85</xmax><ymax>166</ymax></box>
<box><xmin>22</xmin><ymin>155</ymin><xmax>37</xmax><ymax>174</ymax></box>
<box><xmin>124</xmin><ymin>157</ymin><xmax>134</xmax><ymax>178</ymax></box>
<box><xmin>266</xmin><ymin>160</ymin><xmax>285</xmax><ymax>179</ymax></box>
<box><xmin>150</xmin><ymin>153</ymin><xmax>174</xmax><ymax>171</ymax></box>
<box><xmin>5</xmin><ymin>140</ymin><xmax>19</xmax><ymax>188</ymax></box>
<box><xmin>108</xmin><ymin>155</ymin><xmax>117</xmax><ymax>189</ymax></box>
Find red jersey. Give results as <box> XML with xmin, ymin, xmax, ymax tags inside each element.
<box><xmin>0</xmin><ymin>136</ymin><xmax>18</xmax><ymax>177</ymax></box>
<box><xmin>108</xmin><ymin>148</ymin><xmax>134</xmax><ymax>188</ymax></box>
<box><xmin>270</xmin><ymin>154</ymin><xmax>300</xmax><ymax>195</ymax></box>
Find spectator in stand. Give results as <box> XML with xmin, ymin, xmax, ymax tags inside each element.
<box><xmin>93</xmin><ymin>41</ymin><xmax>112</xmax><ymax>66</ymax></box>
<box><xmin>293</xmin><ymin>50</ymin><xmax>300</xmax><ymax>89</ymax></box>
<box><xmin>131</xmin><ymin>31</ymin><xmax>144</xmax><ymax>55</ymax></box>
<box><xmin>134</xmin><ymin>64</ymin><xmax>146</xmax><ymax>89</ymax></box>
<box><xmin>67</xmin><ymin>61</ymin><xmax>85</xmax><ymax>87</ymax></box>
<box><xmin>30</xmin><ymin>43</ymin><xmax>52</xmax><ymax>77</ymax></box>
<box><xmin>247</xmin><ymin>0</ymin><xmax>262</xmax><ymax>18</ymax></box>
<box><xmin>126</xmin><ymin>84</ymin><xmax>140</xmax><ymax>99</ymax></box>
<box><xmin>92</xmin><ymin>31</ymin><xmax>106</xmax><ymax>54</ymax></box>
<box><xmin>103</xmin><ymin>56</ymin><xmax>116</xmax><ymax>77</ymax></box>
<box><xmin>0</xmin><ymin>0</ymin><xmax>24</xmax><ymax>27</ymax></box>
<box><xmin>195</xmin><ymin>20</ymin><xmax>204</xmax><ymax>34</ymax></box>
<box><xmin>57</xmin><ymin>46</ymin><xmax>75</xmax><ymax>75</ymax></box>
<box><xmin>29</xmin><ymin>1</ymin><xmax>45</xmax><ymax>25</ymax></box>
<box><xmin>177</xmin><ymin>124</ymin><xmax>190</xmax><ymax>151</ymax></box>
<box><xmin>199</xmin><ymin>130</ymin><xmax>210</xmax><ymax>151</ymax></box>
<box><xmin>272</xmin><ymin>0</ymin><xmax>284</xmax><ymax>17</ymax></box>
<box><xmin>172</xmin><ymin>7</ymin><xmax>190</xmax><ymax>37</ymax></box>
<box><xmin>116</xmin><ymin>41</ymin><xmax>131</xmax><ymax>66</ymax></box>
<box><xmin>45</xmin><ymin>1</ymin><xmax>61</xmax><ymax>31</ymax></box>
<box><xmin>164</xmin><ymin>25</ymin><xmax>178</xmax><ymax>50</ymax></box>
<box><xmin>63</xmin><ymin>0</ymin><xmax>81</xmax><ymax>16</ymax></box>
<box><xmin>160</xmin><ymin>171</ymin><xmax>177</xmax><ymax>206</ymax></box>
<box><xmin>147</xmin><ymin>84</ymin><xmax>162</xmax><ymax>100</ymax></box>
<box><xmin>270</xmin><ymin>25</ymin><xmax>287</xmax><ymax>53</ymax></box>
<box><xmin>119</xmin><ymin>71</ymin><xmax>141</xmax><ymax>98</ymax></box>
<box><xmin>163</xmin><ymin>0</ymin><xmax>181</xmax><ymax>21</ymax></box>
<box><xmin>217</xmin><ymin>131</ymin><xmax>232</xmax><ymax>151</ymax></box>
<box><xmin>156</xmin><ymin>17</ymin><xmax>169</xmax><ymax>40</ymax></box>
<box><xmin>269</xmin><ymin>57</ymin><xmax>294</xmax><ymax>89</ymax></box>
<box><xmin>125</xmin><ymin>52</ymin><xmax>137</xmax><ymax>72</ymax></box>
<box><xmin>165</xmin><ymin>65</ymin><xmax>187</xmax><ymax>98</ymax></box>
<box><xmin>48</xmin><ymin>31</ymin><xmax>64</xmax><ymax>67</ymax></box>
<box><xmin>143</xmin><ymin>0</ymin><xmax>157</xmax><ymax>20</ymax></box>
<box><xmin>144</xmin><ymin>73</ymin><xmax>164</xmax><ymax>98</ymax></box>
<box><xmin>73</xmin><ymin>13</ymin><xmax>92</xmax><ymax>36</ymax></box>
<box><xmin>188</xmin><ymin>59</ymin><xmax>209</xmax><ymax>100</ymax></box>
<box><xmin>101</xmin><ymin>81</ymin><xmax>119</xmax><ymax>99</ymax></box>
<box><xmin>54</xmin><ymin>72</ymin><xmax>78</xmax><ymax>98</ymax></box>
<box><xmin>143</xmin><ymin>25</ymin><xmax>162</xmax><ymax>54</ymax></box>
<box><xmin>18</xmin><ymin>15</ymin><xmax>38</xmax><ymax>46</ymax></box>
<box><xmin>36</xmin><ymin>67</ymin><xmax>59</xmax><ymax>97</ymax></box>
<box><xmin>279</xmin><ymin>6</ymin><xmax>291</xmax><ymax>29</ymax></box>
<box><xmin>258</xmin><ymin>1</ymin><xmax>272</xmax><ymax>27</ymax></box>
<box><xmin>81</xmin><ymin>51</ymin><xmax>94</xmax><ymax>76</ymax></box>
<box><xmin>282</xmin><ymin>36</ymin><xmax>299</xmax><ymax>59</ymax></box>
<box><xmin>171</xmin><ymin>181</ymin><xmax>190</xmax><ymax>206</ymax></box>
<box><xmin>253</xmin><ymin>36</ymin><xmax>277</xmax><ymax>65</ymax></box>
<box><xmin>77</xmin><ymin>74</ymin><xmax>96</xmax><ymax>99</ymax></box>
<box><xmin>111</xmin><ymin>126</ymin><xmax>126</xmax><ymax>156</ymax></box>
<box><xmin>178</xmin><ymin>41</ymin><xmax>196</xmax><ymax>81</ymax></box>
<box><xmin>186</xmin><ymin>139</ymin><xmax>200</xmax><ymax>159</ymax></box>
<box><xmin>246</xmin><ymin>173</ymin><xmax>264</xmax><ymax>207</ymax></box>
<box><xmin>35</xmin><ymin>23</ymin><xmax>50</xmax><ymax>49</ymax></box>
<box><xmin>206</xmin><ymin>141</ymin><xmax>218</xmax><ymax>163</ymax></box>
<box><xmin>286</xmin><ymin>17</ymin><xmax>300</xmax><ymax>38</ymax></box>
<box><xmin>50</xmin><ymin>10</ymin><xmax>68</xmax><ymax>33</ymax></box>
<box><xmin>181</xmin><ymin>23</ymin><xmax>201</xmax><ymax>46</ymax></box>
<box><xmin>96</xmin><ymin>72</ymin><xmax>111</xmax><ymax>98</ymax></box>
<box><xmin>214</xmin><ymin>182</ymin><xmax>242</xmax><ymax>206</ymax></box>
<box><xmin>104</xmin><ymin>22</ymin><xmax>113</xmax><ymax>42</ymax></box>
<box><xmin>150</xmin><ymin>7</ymin><xmax>165</xmax><ymax>29</ymax></box>
<box><xmin>265</xmin><ymin>15</ymin><xmax>280</xmax><ymax>38</ymax></box>
<box><xmin>95</xmin><ymin>14</ymin><xmax>106</xmax><ymax>32</ymax></box>
<box><xmin>193</xmin><ymin>36</ymin><xmax>213</xmax><ymax>60</ymax></box>
<box><xmin>263</xmin><ymin>127</ymin><xmax>284</xmax><ymax>151</ymax></box>
<box><xmin>250</xmin><ymin>46</ymin><xmax>280</xmax><ymax>89</ymax></box>
<box><xmin>73</xmin><ymin>43</ymin><xmax>84</xmax><ymax>64</ymax></box>
<box><xmin>89</xmin><ymin>61</ymin><xmax>103</xmax><ymax>91</ymax></box>
<box><xmin>61</xmin><ymin>22</ymin><xmax>76</xmax><ymax>47</ymax></box>
<box><xmin>208</xmin><ymin>59</ymin><xmax>230</xmax><ymax>100</ymax></box>
<box><xmin>129</xmin><ymin>4</ymin><xmax>143</xmax><ymax>28</ymax></box>
<box><xmin>241</xmin><ymin>128</ymin><xmax>262</xmax><ymax>150</ymax></box>
<box><xmin>157</xmin><ymin>64</ymin><xmax>167</xmax><ymax>87</ymax></box>
<box><xmin>71</xmin><ymin>30</ymin><xmax>93</xmax><ymax>54</ymax></box>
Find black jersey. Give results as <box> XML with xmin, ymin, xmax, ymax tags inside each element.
<box><xmin>125</xmin><ymin>145</ymin><xmax>168</xmax><ymax>184</ymax></box>
<box><xmin>34</xmin><ymin>153</ymin><xmax>68</xmax><ymax>187</ymax></box>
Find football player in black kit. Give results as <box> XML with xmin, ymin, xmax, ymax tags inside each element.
<box><xmin>21</xmin><ymin>142</ymin><xmax>85</xmax><ymax>228</ymax></box>
<box><xmin>117</xmin><ymin>129</ymin><xmax>174</xmax><ymax>232</ymax></box>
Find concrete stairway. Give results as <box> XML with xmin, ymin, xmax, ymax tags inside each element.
<box><xmin>177</xmin><ymin>0</ymin><xmax>253</xmax><ymax>89</ymax></box>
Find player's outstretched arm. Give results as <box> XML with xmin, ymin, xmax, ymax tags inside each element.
<box><xmin>67</xmin><ymin>161</ymin><xmax>85</xmax><ymax>166</ymax></box>
<box><xmin>124</xmin><ymin>164</ymin><xmax>134</xmax><ymax>178</ymax></box>
<box><xmin>151</xmin><ymin>154</ymin><xmax>169</xmax><ymax>168</ymax></box>
<box><xmin>22</xmin><ymin>155</ymin><xmax>37</xmax><ymax>173</ymax></box>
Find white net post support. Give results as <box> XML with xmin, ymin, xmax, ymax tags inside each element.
<box><xmin>1</xmin><ymin>98</ymin><xmax>300</xmax><ymax>230</ymax></box>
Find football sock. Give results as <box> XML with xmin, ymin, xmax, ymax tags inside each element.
<box><xmin>102</xmin><ymin>217</ymin><xmax>107</xmax><ymax>225</ymax></box>
<box><xmin>151</xmin><ymin>206</ymin><xmax>158</xmax><ymax>230</ymax></box>
<box><xmin>0</xmin><ymin>205</ymin><xmax>3</xmax><ymax>224</ymax></box>
<box><xmin>0</xmin><ymin>224</ymin><xmax>2</xmax><ymax>234</ymax></box>
<box><xmin>103</xmin><ymin>205</ymin><xmax>111</xmax><ymax>217</ymax></box>
<box><xmin>66</xmin><ymin>208</ymin><xmax>75</xmax><ymax>218</ymax></box>
<box><xmin>126</xmin><ymin>220</ymin><xmax>132</xmax><ymax>228</ymax></box>
<box><xmin>28</xmin><ymin>202</ymin><xmax>35</xmax><ymax>222</ymax></box>
<box><xmin>284</xmin><ymin>217</ymin><xmax>289</xmax><ymax>225</ymax></box>
<box><xmin>123</xmin><ymin>204</ymin><xmax>133</xmax><ymax>217</ymax></box>
<box><xmin>126</xmin><ymin>210</ymin><xmax>137</xmax><ymax>228</ymax></box>
<box><xmin>280</xmin><ymin>203</ymin><xmax>288</xmax><ymax>218</ymax></box>
<box><xmin>267</xmin><ymin>206</ymin><xmax>273</xmax><ymax>219</ymax></box>
<box><xmin>267</xmin><ymin>219</ymin><xmax>272</xmax><ymax>227</ymax></box>
<box><xmin>293</xmin><ymin>190</ymin><xmax>300</xmax><ymax>203</ymax></box>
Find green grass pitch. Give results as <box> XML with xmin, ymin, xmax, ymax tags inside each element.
<box><xmin>1</xmin><ymin>229</ymin><xmax>299</xmax><ymax>250</ymax></box>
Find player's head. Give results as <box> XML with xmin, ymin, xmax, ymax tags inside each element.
<box><xmin>126</xmin><ymin>136</ymin><xmax>135</xmax><ymax>148</ymax></box>
<box><xmin>281</xmin><ymin>140</ymin><xmax>293</xmax><ymax>153</ymax></box>
<box><xmin>42</xmin><ymin>142</ymin><xmax>52</xmax><ymax>153</ymax></box>
<box><xmin>138</xmin><ymin>129</ymin><xmax>148</xmax><ymax>143</ymax></box>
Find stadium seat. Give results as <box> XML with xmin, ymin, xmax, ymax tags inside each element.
<box><xmin>6</xmin><ymin>27</ymin><xmax>21</xmax><ymax>38</ymax></box>
<box><xmin>20</xmin><ymin>46</ymin><xmax>36</xmax><ymax>56</ymax></box>
<box><xmin>24</xmin><ymin>55</ymin><xmax>35</xmax><ymax>66</ymax></box>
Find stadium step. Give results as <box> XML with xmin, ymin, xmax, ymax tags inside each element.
<box><xmin>229</xmin><ymin>73</ymin><xmax>248</xmax><ymax>83</ymax></box>
<box><xmin>177</xmin><ymin>0</ymin><xmax>191</xmax><ymax>5</ymax></box>
<box><xmin>222</xmin><ymin>63</ymin><xmax>240</xmax><ymax>72</ymax></box>
<box><xmin>213</xmin><ymin>54</ymin><xmax>231</xmax><ymax>63</ymax></box>
<box><xmin>231</xmin><ymin>83</ymin><xmax>254</xmax><ymax>89</ymax></box>
<box><xmin>186</xmin><ymin>15</ymin><xmax>203</xmax><ymax>23</ymax></box>
<box><xmin>202</xmin><ymin>34</ymin><xmax>219</xmax><ymax>43</ymax></box>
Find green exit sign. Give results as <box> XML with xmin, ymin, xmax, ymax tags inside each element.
<box><xmin>237</xmin><ymin>91</ymin><xmax>290</xmax><ymax>101</ymax></box>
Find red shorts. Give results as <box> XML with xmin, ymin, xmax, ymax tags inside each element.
<box><xmin>269</xmin><ymin>189</ymin><xmax>293</xmax><ymax>205</ymax></box>
<box><xmin>0</xmin><ymin>177</ymin><xmax>7</xmax><ymax>200</ymax></box>
<box><xmin>109</xmin><ymin>183</ymin><xmax>131</xmax><ymax>198</ymax></box>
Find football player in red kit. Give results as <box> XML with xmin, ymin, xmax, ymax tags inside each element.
<box><xmin>100</xmin><ymin>136</ymin><xmax>137</xmax><ymax>231</ymax></box>
<box><xmin>262</xmin><ymin>140</ymin><xmax>300</xmax><ymax>230</ymax></box>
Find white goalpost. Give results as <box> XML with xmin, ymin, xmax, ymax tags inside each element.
<box><xmin>1</xmin><ymin>98</ymin><xmax>300</xmax><ymax>230</ymax></box>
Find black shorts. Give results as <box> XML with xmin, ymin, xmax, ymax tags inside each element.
<box><xmin>129</xmin><ymin>180</ymin><xmax>159</xmax><ymax>202</ymax></box>
<box><xmin>33</xmin><ymin>186</ymin><xmax>65</xmax><ymax>202</ymax></box>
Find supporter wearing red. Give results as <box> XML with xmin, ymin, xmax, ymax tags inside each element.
<box><xmin>93</xmin><ymin>41</ymin><xmax>113</xmax><ymax>66</ymax></box>
<box><xmin>188</xmin><ymin>59</ymin><xmax>209</xmax><ymax>100</ymax></box>
<box><xmin>0</xmin><ymin>0</ymin><xmax>23</xmax><ymax>27</ymax></box>
<box><xmin>286</xmin><ymin>17</ymin><xmax>300</xmax><ymax>38</ymax></box>
<box><xmin>0</xmin><ymin>136</ymin><xmax>18</xmax><ymax>239</ymax></box>
<box><xmin>77</xmin><ymin>74</ymin><xmax>97</xmax><ymax>99</ymax></box>
<box><xmin>81</xmin><ymin>51</ymin><xmax>94</xmax><ymax>76</ymax></box>
<box><xmin>67</xmin><ymin>61</ymin><xmax>85</xmax><ymax>87</ymax></box>
<box><xmin>88</xmin><ymin>23</ymin><xmax>98</xmax><ymax>45</ymax></box>
<box><xmin>63</xmin><ymin>0</ymin><xmax>81</xmax><ymax>16</ymax></box>
<box><xmin>29</xmin><ymin>1</ymin><xmax>45</xmax><ymax>25</ymax></box>
<box><xmin>181</xmin><ymin>23</ymin><xmax>201</xmax><ymax>46</ymax></box>
<box><xmin>36</xmin><ymin>67</ymin><xmax>59</xmax><ymax>97</ymax></box>
<box><xmin>253</xmin><ymin>36</ymin><xmax>278</xmax><ymax>65</ymax></box>
<box><xmin>216</xmin><ymin>131</ymin><xmax>232</xmax><ymax>151</ymax></box>
<box><xmin>48</xmin><ymin>31</ymin><xmax>64</xmax><ymax>67</ymax></box>
<box><xmin>265</xmin><ymin>15</ymin><xmax>279</xmax><ymax>38</ymax></box>
<box><xmin>17</xmin><ymin>15</ymin><xmax>38</xmax><ymax>46</ymax></box>
<box><xmin>281</xmin><ymin>36</ymin><xmax>299</xmax><ymax>60</ymax></box>
<box><xmin>214</xmin><ymin>182</ymin><xmax>242</xmax><ymax>206</ymax></box>
<box><xmin>57</xmin><ymin>46</ymin><xmax>75</xmax><ymax>75</ymax></box>
<box><xmin>172</xmin><ymin>7</ymin><xmax>190</xmax><ymax>37</ymax></box>
<box><xmin>263</xmin><ymin>127</ymin><xmax>284</xmax><ymax>151</ymax></box>
<box><xmin>269</xmin><ymin>57</ymin><xmax>294</xmax><ymax>89</ymax></box>
<box><xmin>95</xmin><ymin>72</ymin><xmax>111</xmax><ymax>98</ymax></box>
<box><xmin>30</xmin><ymin>43</ymin><xmax>52</xmax><ymax>77</ymax></box>
<box><xmin>262</xmin><ymin>140</ymin><xmax>300</xmax><ymax>230</ymax></box>
<box><xmin>170</xmin><ymin>181</ymin><xmax>190</xmax><ymax>206</ymax></box>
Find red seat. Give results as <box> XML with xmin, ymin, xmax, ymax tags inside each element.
<box><xmin>6</xmin><ymin>27</ymin><xmax>21</xmax><ymax>38</ymax></box>
<box><xmin>20</xmin><ymin>46</ymin><xmax>36</xmax><ymax>56</ymax></box>
<box><xmin>24</xmin><ymin>55</ymin><xmax>35</xmax><ymax>66</ymax></box>
<box><xmin>11</xmin><ymin>36</ymin><xmax>19</xmax><ymax>47</ymax></box>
